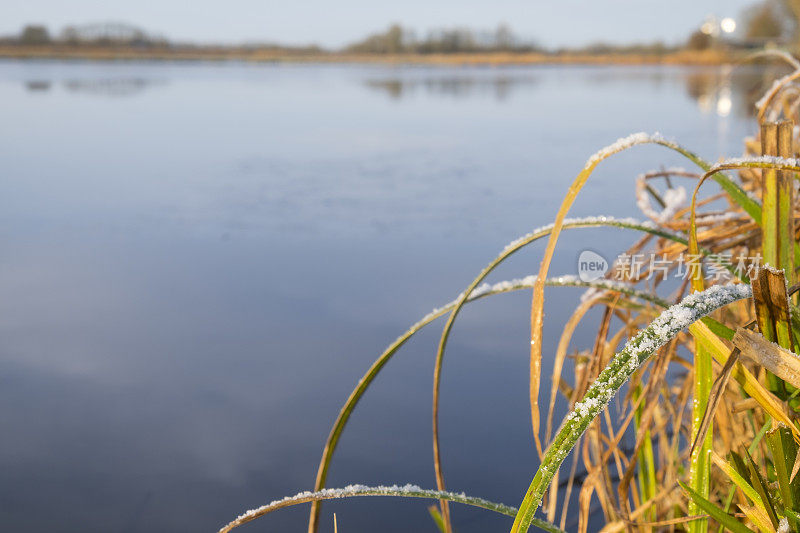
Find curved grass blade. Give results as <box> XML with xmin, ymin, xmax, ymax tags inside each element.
<box><xmin>309</xmin><ymin>264</ymin><xmax>669</xmax><ymax>532</ymax></box>
<box><xmin>739</xmin><ymin>49</ymin><xmax>800</xmax><ymax>71</ymax></box>
<box><xmin>702</xmin><ymin>156</ymin><xmax>800</xmax><ymax>175</ymax></box>
<box><xmin>219</xmin><ymin>484</ymin><xmax>564</xmax><ymax>533</ymax></box>
<box><xmin>743</xmin><ymin>447</ymin><xmax>780</xmax><ymax>529</ymax></box>
<box><xmin>696</xmin><ymin>157</ymin><xmax>800</xmax><ymax>266</ymax></box>
<box><xmin>757</xmin><ymin>69</ymin><xmax>800</xmax><ymax>122</ymax></box>
<box><xmin>510</xmin><ymin>283</ymin><xmax>753</xmax><ymax>533</ymax></box>
<box><xmin>526</xmin><ymin>134</ymin><xmax>759</xmax><ymax>495</ymax></box>
<box><xmin>307</xmin><ymin>216</ymin><xmax>680</xmax><ymax>533</ymax></box>
<box><xmin>427</xmin><ymin>215</ymin><xmax>686</xmax><ymax>530</ymax></box>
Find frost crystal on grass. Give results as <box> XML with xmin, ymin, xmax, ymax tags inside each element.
<box><xmin>695</xmin><ymin>211</ymin><xmax>745</xmax><ymax>223</ymax></box>
<box><xmin>234</xmin><ymin>484</ymin><xmax>427</xmax><ymax>523</ymax></box>
<box><xmin>584</xmin><ymin>132</ymin><xmax>671</xmax><ymax>169</ymax></box>
<box><xmin>578</xmin><ymin>278</ymin><xmax>656</xmax><ymax>304</ymax></box>
<box><xmin>713</xmin><ymin>155</ymin><xmax>800</xmax><ymax>170</ymax></box>
<box><xmin>759</xmin><ymin>263</ymin><xmax>785</xmax><ymax>276</ymax></box>
<box><xmin>220</xmin><ymin>483</ymin><xmax>523</xmax><ymax>533</ymax></box>
<box><xmin>411</xmin><ymin>274</ymin><xmax>663</xmax><ymax>351</ymax></box>
<box><xmin>500</xmin><ymin>216</ymin><xmax>661</xmax><ymax>255</ymax></box>
<box><xmin>660</xmin><ymin>187</ymin><xmax>687</xmax><ymax>219</ymax></box>
<box><xmin>636</xmin><ymin>181</ymin><xmax>687</xmax><ymax>223</ymax></box>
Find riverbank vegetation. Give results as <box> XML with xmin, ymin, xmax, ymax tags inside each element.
<box><xmin>0</xmin><ymin>44</ymin><xmax>735</xmax><ymax>65</ymax></box>
<box><xmin>213</xmin><ymin>48</ymin><xmax>800</xmax><ymax>533</ymax></box>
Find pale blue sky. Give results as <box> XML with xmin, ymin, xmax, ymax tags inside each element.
<box><xmin>3</xmin><ymin>0</ymin><xmax>760</xmax><ymax>48</ymax></box>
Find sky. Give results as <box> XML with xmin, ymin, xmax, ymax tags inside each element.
<box><xmin>3</xmin><ymin>0</ymin><xmax>761</xmax><ymax>49</ymax></box>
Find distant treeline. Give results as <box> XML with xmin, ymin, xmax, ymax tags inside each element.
<box><xmin>345</xmin><ymin>24</ymin><xmax>542</xmax><ymax>54</ymax></box>
<box><xmin>0</xmin><ymin>23</ymin><xmax>169</xmax><ymax>47</ymax></box>
<box><xmin>0</xmin><ymin>23</ymin><xmax>685</xmax><ymax>56</ymax></box>
<box><xmin>0</xmin><ymin>23</ymin><xmax>325</xmax><ymax>55</ymax></box>
<box><xmin>5</xmin><ymin>1</ymin><xmax>800</xmax><ymax>58</ymax></box>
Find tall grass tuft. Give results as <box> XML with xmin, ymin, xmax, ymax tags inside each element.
<box><xmin>220</xmin><ymin>51</ymin><xmax>800</xmax><ymax>533</ymax></box>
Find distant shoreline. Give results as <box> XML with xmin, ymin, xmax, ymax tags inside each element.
<box><xmin>0</xmin><ymin>46</ymin><xmax>739</xmax><ymax>66</ymax></box>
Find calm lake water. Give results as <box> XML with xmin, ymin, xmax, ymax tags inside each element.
<box><xmin>0</xmin><ymin>60</ymin><xmax>777</xmax><ymax>531</ymax></box>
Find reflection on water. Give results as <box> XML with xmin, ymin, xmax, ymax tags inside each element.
<box><xmin>23</xmin><ymin>76</ymin><xmax>164</xmax><ymax>96</ymax></box>
<box><xmin>0</xmin><ymin>61</ymin><xmax>772</xmax><ymax>532</ymax></box>
<box><xmin>362</xmin><ymin>64</ymin><xmax>792</xmax><ymax>119</ymax></box>
<box><xmin>63</xmin><ymin>77</ymin><xmax>162</xmax><ymax>96</ymax></box>
<box><xmin>364</xmin><ymin>74</ymin><xmax>538</xmax><ymax>100</ymax></box>
<box><xmin>24</xmin><ymin>80</ymin><xmax>51</xmax><ymax>92</ymax></box>
<box><xmin>19</xmin><ymin>63</ymin><xmax>789</xmax><ymax>116</ymax></box>
<box><xmin>684</xmin><ymin>64</ymin><xmax>793</xmax><ymax>117</ymax></box>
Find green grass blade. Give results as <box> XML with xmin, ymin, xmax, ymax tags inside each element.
<box><xmin>743</xmin><ymin>447</ymin><xmax>781</xmax><ymax>528</ymax></box>
<box><xmin>759</xmin><ymin>123</ymin><xmax>795</xmax><ymax>354</ymax></box>
<box><xmin>510</xmin><ymin>283</ymin><xmax>753</xmax><ymax>533</ymax></box>
<box><xmin>428</xmin><ymin>505</ymin><xmax>447</xmax><ymax>533</ymax></box>
<box><xmin>702</xmin><ymin>317</ymin><xmax>736</xmax><ymax>341</ymax></box>
<box><xmin>767</xmin><ymin>427</ymin><xmax>799</xmax><ymax>529</ymax></box>
<box><xmin>689</xmin><ymin>340</ymin><xmax>713</xmax><ymax>533</ymax></box>
<box><xmin>760</xmin><ymin>122</ymin><xmax>795</xmax><ymax>284</ymax></box>
<box><xmin>687</xmin><ymin>177</ymin><xmax>712</xmax><ymax>533</ymax></box>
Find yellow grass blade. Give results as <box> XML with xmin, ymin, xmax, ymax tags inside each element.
<box><xmin>733</xmin><ymin>328</ymin><xmax>800</xmax><ymax>390</ymax></box>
